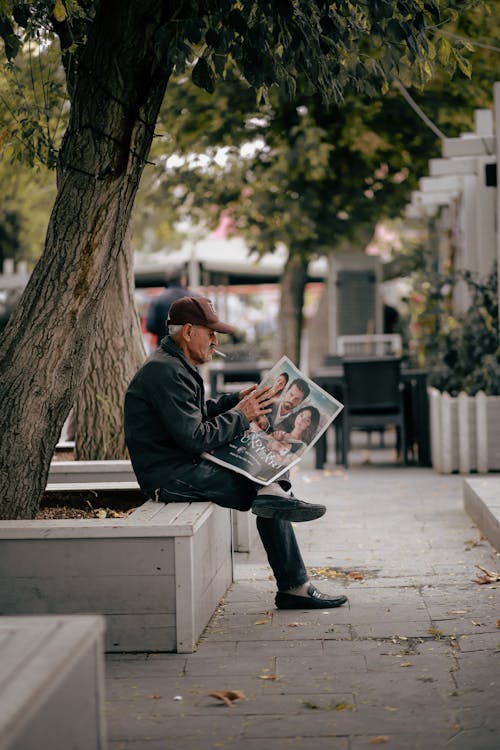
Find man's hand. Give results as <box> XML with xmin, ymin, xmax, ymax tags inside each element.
<box><xmin>236</xmin><ymin>385</ymin><xmax>277</xmax><ymax>422</ymax></box>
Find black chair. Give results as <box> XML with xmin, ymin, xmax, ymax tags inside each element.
<box><xmin>323</xmin><ymin>353</ymin><xmax>343</xmax><ymax>366</ymax></box>
<box><xmin>340</xmin><ymin>357</ymin><xmax>407</xmax><ymax>467</ymax></box>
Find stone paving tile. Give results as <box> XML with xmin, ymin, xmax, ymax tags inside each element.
<box><xmin>275</xmin><ymin>649</ymin><xmax>367</xmax><ymax>676</ymax></box>
<box><xmin>239</xmin><ymin>702</ymin><xmax>458</xmax><ymax>738</ymax></box>
<box><xmin>445</xmin><ymin>729</ymin><xmax>500</xmax><ymax>750</ymax></box>
<box><xmin>106</xmin><ymin>655</ymin><xmax>186</xmax><ymax>679</ymax></box>
<box><xmin>352</xmin><ymin>619</ymin><xmax>434</xmax><ymax>639</ymax></box>
<box><xmin>457</xmin><ymin>632</ymin><xmax>500</xmax><ymax>651</ymax></box>
<box><xmin>108</xmin><ymin>675</ymin><xmax>334</xmax><ymax>714</ymax></box>
<box><xmin>109</xmin><ymin>740</ymin><xmax>349</xmax><ymax>750</ymax></box>
<box><xmin>107</xmin><ymin>711</ymin><xmax>251</xmax><ymax>742</ymax></box>
<box><xmin>182</xmin><ymin>654</ymin><xmax>276</xmax><ymax>677</ymax></box>
<box><xmin>235</xmin><ymin>639</ymin><xmax>326</xmax><ymax>657</ymax></box>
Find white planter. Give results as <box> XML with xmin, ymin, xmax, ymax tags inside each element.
<box><xmin>0</xmin><ymin>500</ymin><xmax>232</xmax><ymax>653</ymax></box>
<box><xmin>47</xmin><ymin>459</ymin><xmax>259</xmax><ymax>554</ymax></box>
<box><xmin>0</xmin><ymin>615</ymin><xmax>106</xmax><ymax>750</ymax></box>
<box><xmin>429</xmin><ymin>388</ymin><xmax>500</xmax><ymax>474</ymax></box>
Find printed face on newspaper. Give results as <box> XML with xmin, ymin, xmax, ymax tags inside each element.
<box><xmin>202</xmin><ymin>356</ymin><xmax>344</xmax><ymax>485</ymax></box>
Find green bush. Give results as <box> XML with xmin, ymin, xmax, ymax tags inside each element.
<box><xmin>427</xmin><ymin>265</ymin><xmax>500</xmax><ymax>396</ymax></box>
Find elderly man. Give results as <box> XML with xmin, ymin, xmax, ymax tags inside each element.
<box><xmin>124</xmin><ymin>296</ymin><xmax>347</xmax><ymax>610</ymax></box>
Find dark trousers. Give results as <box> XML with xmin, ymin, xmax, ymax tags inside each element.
<box><xmin>155</xmin><ymin>457</ymin><xmax>308</xmax><ymax>591</ymax></box>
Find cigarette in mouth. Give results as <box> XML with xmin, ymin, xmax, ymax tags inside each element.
<box><xmin>213</xmin><ymin>349</ymin><xmax>228</xmax><ymax>358</ymax></box>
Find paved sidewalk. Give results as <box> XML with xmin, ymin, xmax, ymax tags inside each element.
<box><xmin>106</xmin><ymin>452</ymin><xmax>500</xmax><ymax>750</ymax></box>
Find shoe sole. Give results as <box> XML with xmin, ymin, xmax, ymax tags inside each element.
<box><xmin>276</xmin><ymin>595</ymin><xmax>347</xmax><ymax>610</ymax></box>
<box><xmin>252</xmin><ymin>505</ymin><xmax>326</xmax><ymax>522</ymax></box>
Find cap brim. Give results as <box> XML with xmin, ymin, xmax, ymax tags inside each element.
<box><xmin>208</xmin><ymin>321</ymin><xmax>236</xmax><ymax>334</ymax></box>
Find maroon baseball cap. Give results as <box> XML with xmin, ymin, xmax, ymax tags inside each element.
<box><xmin>167</xmin><ymin>296</ymin><xmax>235</xmax><ymax>334</ymax></box>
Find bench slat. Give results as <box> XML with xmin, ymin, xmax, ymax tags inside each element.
<box><xmin>45</xmin><ymin>481</ymin><xmax>140</xmax><ymax>492</ymax></box>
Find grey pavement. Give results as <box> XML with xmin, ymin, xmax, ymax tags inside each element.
<box><xmin>106</xmin><ymin>444</ymin><xmax>500</xmax><ymax>750</ymax></box>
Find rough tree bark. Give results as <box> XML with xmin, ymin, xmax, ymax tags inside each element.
<box><xmin>278</xmin><ymin>252</ymin><xmax>309</xmax><ymax>365</ymax></box>
<box><xmin>0</xmin><ymin>0</ymin><xmax>174</xmax><ymax>518</ymax></box>
<box><xmin>73</xmin><ymin>228</ymin><xmax>146</xmax><ymax>460</ymax></box>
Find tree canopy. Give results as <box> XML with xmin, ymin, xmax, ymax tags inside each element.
<box><xmin>131</xmin><ymin>1</ymin><xmax>498</xmax><ymax>359</ymax></box>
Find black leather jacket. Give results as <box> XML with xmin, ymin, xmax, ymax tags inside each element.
<box><xmin>124</xmin><ymin>336</ymin><xmax>249</xmax><ymax>492</ymax></box>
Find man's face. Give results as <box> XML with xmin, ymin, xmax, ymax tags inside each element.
<box><xmin>280</xmin><ymin>384</ymin><xmax>305</xmax><ymax>414</ymax></box>
<box><xmin>184</xmin><ymin>324</ymin><xmax>217</xmax><ymax>365</ymax></box>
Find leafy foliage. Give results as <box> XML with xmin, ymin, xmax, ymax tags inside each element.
<box><xmin>0</xmin><ymin>0</ymin><xmax>478</xmax><ymax>172</ymax></box>
<box><xmin>408</xmin><ymin>265</ymin><xmax>500</xmax><ymax>396</ymax></box>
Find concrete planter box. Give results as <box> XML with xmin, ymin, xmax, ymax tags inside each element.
<box><xmin>463</xmin><ymin>477</ymin><xmax>500</xmax><ymax>552</ymax></box>
<box><xmin>429</xmin><ymin>387</ymin><xmax>500</xmax><ymax>473</ymax></box>
<box><xmin>47</xmin><ymin>459</ymin><xmax>259</xmax><ymax>553</ymax></box>
<box><xmin>0</xmin><ymin>500</ymin><xmax>232</xmax><ymax>653</ymax></box>
<box><xmin>0</xmin><ymin>614</ymin><xmax>106</xmax><ymax>750</ymax></box>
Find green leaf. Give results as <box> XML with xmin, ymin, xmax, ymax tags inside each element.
<box><xmin>0</xmin><ymin>13</ymin><xmax>21</xmax><ymax>60</ymax></box>
<box><xmin>454</xmin><ymin>50</ymin><xmax>472</xmax><ymax>79</ymax></box>
<box><xmin>53</xmin><ymin>0</ymin><xmax>67</xmax><ymax>23</ymax></box>
<box><xmin>437</xmin><ymin>36</ymin><xmax>451</xmax><ymax>66</ymax></box>
<box><xmin>184</xmin><ymin>19</ymin><xmax>202</xmax><ymax>44</ymax></box>
<box><xmin>192</xmin><ymin>56</ymin><xmax>215</xmax><ymax>93</ymax></box>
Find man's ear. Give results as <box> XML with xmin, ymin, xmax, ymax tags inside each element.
<box><xmin>181</xmin><ymin>323</ymin><xmax>193</xmax><ymax>341</ymax></box>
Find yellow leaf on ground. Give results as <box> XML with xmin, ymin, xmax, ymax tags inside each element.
<box><xmin>369</xmin><ymin>737</ymin><xmax>390</xmax><ymax>744</ymax></box>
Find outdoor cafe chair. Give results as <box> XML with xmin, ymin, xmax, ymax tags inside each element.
<box><xmin>340</xmin><ymin>356</ymin><xmax>407</xmax><ymax>467</ymax></box>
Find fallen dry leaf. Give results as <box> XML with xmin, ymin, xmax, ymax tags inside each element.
<box><xmin>348</xmin><ymin>571</ymin><xmax>365</xmax><ymax>580</ymax></box>
<box><xmin>209</xmin><ymin>690</ymin><xmax>245</xmax><ymax>707</ymax></box>
<box><xmin>400</xmin><ymin>662</ymin><xmax>413</xmax><ymax>668</ymax></box>
<box><xmin>254</xmin><ymin>619</ymin><xmax>270</xmax><ymax>625</ymax></box>
<box><xmin>258</xmin><ymin>673</ymin><xmax>278</xmax><ymax>681</ymax></box>
<box><xmin>334</xmin><ymin>702</ymin><xmax>355</xmax><ymax>711</ymax></box>
<box><xmin>428</xmin><ymin>627</ymin><xmax>444</xmax><ymax>638</ymax></box>
<box><xmin>473</xmin><ymin>565</ymin><xmax>500</xmax><ymax>584</ymax></box>
<box><xmin>288</xmin><ymin>622</ymin><xmax>306</xmax><ymax>627</ymax></box>
<box><xmin>369</xmin><ymin>737</ymin><xmax>390</xmax><ymax>744</ymax></box>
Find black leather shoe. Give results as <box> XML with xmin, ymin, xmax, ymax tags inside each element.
<box><xmin>275</xmin><ymin>584</ymin><xmax>347</xmax><ymax>609</ymax></box>
<box><xmin>252</xmin><ymin>495</ymin><xmax>326</xmax><ymax>522</ymax></box>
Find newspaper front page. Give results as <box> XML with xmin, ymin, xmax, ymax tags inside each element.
<box><xmin>202</xmin><ymin>356</ymin><xmax>343</xmax><ymax>485</ymax></box>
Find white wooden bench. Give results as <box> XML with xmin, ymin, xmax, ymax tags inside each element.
<box><xmin>0</xmin><ymin>615</ymin><xmax>106</xmax><ymax>750</ymax></box>
<box><xmin>46</xmin><ymin>461</ymin><xmax>259</xmax><ymax>553</ymax></box>
<box><xmin>0</xmin><ymin>500</ymin><xmax>232</xmax><ymax>653</ymax></box>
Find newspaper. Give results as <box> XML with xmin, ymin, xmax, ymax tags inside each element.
<box><xmin>202</xmin><ymin>356</ymin><xmax>344</xmax><ymax>485</ymax></box>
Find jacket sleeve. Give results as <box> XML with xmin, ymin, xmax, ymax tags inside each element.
<box><xmin>206</xmin><ymin>392</ymin><xmax>240</xmax><ymax>417</ymax></box>
<box><xmin>141</xmin><ymin>361</ymin><xmax>249</xmax><ymax>454</ymax></box>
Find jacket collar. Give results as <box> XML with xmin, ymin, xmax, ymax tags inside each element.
<box><xmin>160</xmin><ymin>335</ymin><xmax>203</xmax><ymax>383</ymax></box>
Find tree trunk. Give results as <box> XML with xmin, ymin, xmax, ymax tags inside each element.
<box><xmin>278</xmin><ymin>252</ymin><xmax>309</xmax><ymax>365</ymax></box>
<box><xmin>74</xmin><ymin>228</ymin><xmax>146</xmax><ymax>460</ymax></box>
<box><xmin>0</xmin><ymin>0</ymin><xmax>173</xmax><ymax>518</ymax></box>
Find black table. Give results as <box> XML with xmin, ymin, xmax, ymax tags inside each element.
<box><xmin>312</xmin><ymin>366</ymin><xmax>430</xmax><ymax>468</ymax></box>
